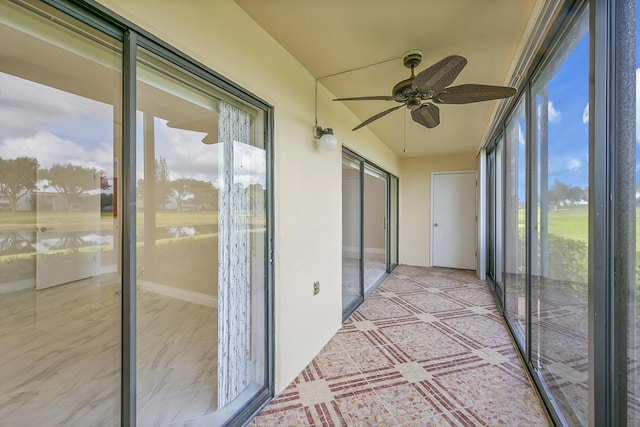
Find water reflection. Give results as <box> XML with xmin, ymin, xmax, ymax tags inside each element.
<box><xmin>0</xmin><ymin>231</ymin><xmax>33</xmax><ymax>255</ymax></box>
<box><xmin>140</xmin><ymin>225</ymin><xmax>216</xmax><ymax>239</ymax></box>
<box><xmin>0</xmin><ymin>226</ymin><xmax>218</xmax><ymax>257</ymax></box>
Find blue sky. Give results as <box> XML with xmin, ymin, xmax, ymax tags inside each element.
<box><xmin>542</xmin><ymin>26</ymin><xmax>590</xmax><ymax>190</ymax></box>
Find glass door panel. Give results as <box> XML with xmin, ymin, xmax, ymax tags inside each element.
<box><xmin>0</xmin><ymin>2</ymin><xmax>122</xmax><ymax>424</ymax></box>
<box><xmin>530</xmin><ymin>11</ymin><xmax>589</xmax><ymax>425</ymax></box>
<box><xmin>504</xmin><ymin>97</ymin><xmax>527</xmax><ymax>346</ymax></box>
<box><xmin>342</xmin><ymin>153</ymin><xmax>363</xmax><ymax>317</ymax></box>
<box><xmin>363</xmin><ymin>165</ymin><xmax>387</xmax><ymax>294</ymax></box>
<box><xmin>136</xmin><ymin>49</ymin><xmax>268</xmax><ymax>425</ymax></box>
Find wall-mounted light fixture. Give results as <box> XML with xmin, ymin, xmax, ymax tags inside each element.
<box><xmin>314</xmin><ymin>80</ymin><xmax>337</xmax><ymax>151</ymax></box>
<box><xmin>313</xmin><ymin>125</ymin><xmax>337</xmax><ymax>151</ymax></box>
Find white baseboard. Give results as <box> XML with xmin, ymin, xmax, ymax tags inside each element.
<box><xmin>0</xmin><ymin>279</ymin><xmax>34</xmax><ymax>294</ymax></box>
<box><xmin>138</xmin><ymin>279</ymin><xmax>217</xmax><ymax>307</ymax></box>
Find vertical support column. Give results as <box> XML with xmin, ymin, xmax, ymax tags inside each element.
<box><xmin>121</xmin><ymin>29</ymin><xmax>137</xmax><ymax>427</ymax></box>
<box><xmin>590</xmin><ymin>0</ymin><xmax>610</xmax><ymax>420</ymax></box>
<box><xmin>611</xmin><ymin>0</ymin><xmax>635</xmax><ymax>423</ymax></box>
<box><xmin>218</xmin><ymin>101</ymin><xmax>251</xmax><ymax>407</ymax></box>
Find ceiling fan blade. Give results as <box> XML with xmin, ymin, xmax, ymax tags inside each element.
<box><xmin>411</xmin><ymin>103</ymin><xmax>440</xmax><ymax>129</ymax></box>
<box><xmin>433</xmin><ymin>84</ymin><xmax>517</xmax><ymax>104</ymax></box>
<box><xmin>412</xmin><ymin>55</ymin><xmax>467</xmax><ymax>93</ymax></box>
<box><xmin>333</xmin><ymin>95</ymin><xmax>395</xmax><ymax>101</ymax></box>
<box><xmin>353</xmin><ymin>104</ymin><xmax>404</xmax><ymax>130</ymax></box>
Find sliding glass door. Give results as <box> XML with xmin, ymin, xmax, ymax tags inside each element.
<box><xmin>0</xmin><ymin>1</ymin><xmax>272</xmax><ymax>425</ymax></box>
<box><xmin>341</xmin><ymin>148</ymin><xmax>398</xmax><ymax>320</ymax></box>
<box><xmin>342</xmin><ymin>153</ymin><xmax>363</xmax><ymax>316</ymax></box>
<box><xmin>363</xmin><ymin>164</ymin><xmax>388</xmax><ymax>294</ymax></box>
<box><xmin>504</xmin><ymin>96</ymin><xmax>527</xmax><ymax>347</ymax></box>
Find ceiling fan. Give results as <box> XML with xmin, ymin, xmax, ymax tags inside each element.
<box><xmin>333</xmin><ymin>50</ymin><xmax>517</xmax><ymax>131</ymax></box>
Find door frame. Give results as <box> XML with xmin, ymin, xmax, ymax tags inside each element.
<box><xmin>430</xmin><ymin>169</ymin><xmax>477</xmax><ymax>269</ymax></box>
<box><xmin>341</xmin><ymin>147</ymin><xmax>399</xmax><ymax>322</ymax></box>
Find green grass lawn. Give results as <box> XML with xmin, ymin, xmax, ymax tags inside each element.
<box><xmin>547</xmin><ymin>206</ymin><xmax>589</xmax><ymax>243</ymax></box>
<box><xmin>517</xmin><ymin>205</ymin><xmax>640</xmax><ymax>251</ymax></box>
<box><xmin>0</xmin><ymin>210</ymin><xmax>219</xmax><ymax>232</ymax></box>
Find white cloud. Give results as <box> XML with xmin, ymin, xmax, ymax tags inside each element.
<box><xmin>548</xmin><ymin>156</ymin><xmax>582</xmax><ymax>176</ymax></box>
<box><xmin>567</xmin><ymin>158</ymin><xmax>581</xmax><ymax>171</ymax></box>
<box><xmin>548</xmin><ymin>101</ymin><xmax>561</xmax><ymax>123</ymax></box>
<box><xmin>0</xmin><ymin>72</ymin><xmax>113</xmax><ymax>139</ymax></box>
<box><xmin>149</xmin><ymin>119</ymin><xmax>266</xmax><ymax>188</ymax></box>
<box><xmin>0</xmin><ymin>131</ymin><xmax>111</xmax><ymax>172</ymax></box>
<box><xmin>582</xmin><ymin>102</ymin><xmax>589</xmax><ymax>124</ymax></box>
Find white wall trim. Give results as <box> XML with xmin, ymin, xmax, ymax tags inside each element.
<box><xmin>0</xmin><ymin>279</ymin><xmax>34</xmax><ymax>294</ymax></box>
<box><xmin>138</xmin><ymin>279</ymin><xmax>217</xmax><ymax>307</ymax></box>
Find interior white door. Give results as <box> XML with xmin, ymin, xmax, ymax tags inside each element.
<box><xmin>36</xmin><ymin>170</ymin><xmax>100</xmax><ymax>289</ymax></box>
<box><xmin>431</xmin><ymin>171</ymin><xmax>476</xmax><ymax>269</ymax></box>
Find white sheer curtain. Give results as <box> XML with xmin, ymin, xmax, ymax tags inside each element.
<box><xmin>217</xmin><ymin>101</ymin><xmax>251</xmax><ymax>407</ymax></box>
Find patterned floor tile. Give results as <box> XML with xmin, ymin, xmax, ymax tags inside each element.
<box><xmin>254</xmin><ymin>266</ymin><xmax>551</xmax><ymax>426</ymax></box>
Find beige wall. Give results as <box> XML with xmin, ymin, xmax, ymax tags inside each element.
<box><xmin>399</xmin><ymin>153</ymin><xmax>477</xmax><ymax>268</ymax></box>
<box><xmin>97</xmin><ymin>0</ymin><xmax>400</xmax><ymax>393</ymax></box>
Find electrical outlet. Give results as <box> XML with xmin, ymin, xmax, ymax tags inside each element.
<box><xmin>313</xmin><ymin>281</ymin><xmax>320</xmax><ymax>295</ymax></box>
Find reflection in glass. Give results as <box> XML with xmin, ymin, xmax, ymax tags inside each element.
<box><xmin>530</xmin><ymin>11</ymin><xmax>589</xmax><ymax>425</ymax></box>
<box><xmin>342</xmin><ymin>154</ymin><xmax>362</xmax><ymax>316</ymax></box>
<box><xmin>504</xmin><ymin>97</ymin><xmax>527</xmax><ymax>345</ymax></box>
<box><xmin>0</xmin><ymin>1</ymin><xmax>121</xmax><ymax>424</ymax></box>
<box><xmin>136</xmin><ymin>49</ymin><xmax>267</xmax><ymax>425</ymax></box>
<box><xmin>363</xmin><ymin>165</ymin><xmax>387</xmax><ymax>293</ymax></box>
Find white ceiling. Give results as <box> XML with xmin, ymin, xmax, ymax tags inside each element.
<box><xmin>234</xmin><ymin>0</ymin><xmax>541</xmax><ymax>157</ymax></box>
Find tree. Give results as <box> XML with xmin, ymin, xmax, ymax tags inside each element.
<box><xmin>548</xmin><ymin>179</ymin><xmax>587</xmax><ymax>207</ymax></box>
<box><xmin>172</xmin><ymin>178</ymin><xmax>215</xmax><ymax>211</ymax></box>
<box><xmin>42</xmin><ymin>163</ymin><xmax>99</xmax><ymax>211</ymax></box>
<box><xmin>191</xmin><ymin>179</ymin><xmax>216</xmax><ymax>211</ymax></box>
<box><xmin>548</xmin><ymin>180</ymin><xmax>570</xmax><ymax>206</ymax></box>
<box><xmin>0</xmin><ymin>156</ymin><xmax>38</xmax><ymax>211</ymax></box>
<box><xmin>567</xmin><ymin>186</ymin><xmax>587</xmax><ymax>203</ymax></box>
<box><xmin>172</xmin><ymin>178</ymin><xmax>192</xmax><ymax>211</ymax></box>
<box><xmin>155</xmin><ymin>156</ymin><xmax>172</xmax><ymax>210</ymax></box>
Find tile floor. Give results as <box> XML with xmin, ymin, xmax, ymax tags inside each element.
<box><xmin>252</xmin><ymin>265</ymin><xmax>550</xmax><ymax>426</ymax></box>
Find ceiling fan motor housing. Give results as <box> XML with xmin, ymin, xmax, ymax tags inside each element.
<box><xmin>392</xmin><ymin>78</ymin><xmax>415</xmax><ymax>101</ymax></box>
<box><xmin>402</xmin><ymin>49</ymin><xmax>423</xmax><ymax>69</ymax></box>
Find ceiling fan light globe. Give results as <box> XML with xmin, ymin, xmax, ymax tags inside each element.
<box><xmin>407</xmin><ymin>97</ymin><xmax>421</xmax><ymax>110</ymax></box>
